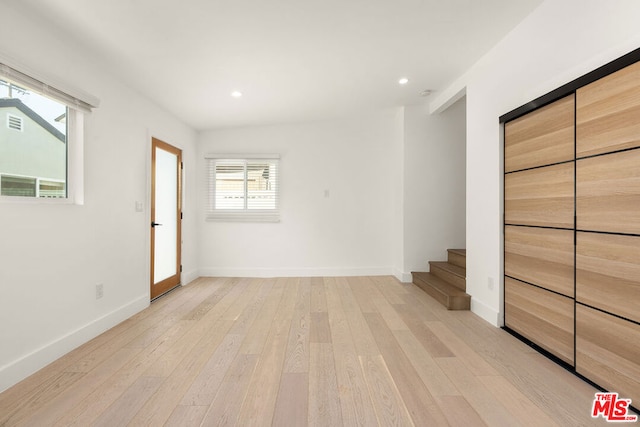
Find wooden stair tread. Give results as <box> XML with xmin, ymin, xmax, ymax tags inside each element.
<box><xmin>412</xmin><ymin>272</ymin><xmax>470</xmax><ymax>310</ymax></box>
<box><xmin>429</xmin><ymin>261</ymin><xmax>466</xmax><ymax>278</ymax></box>
<box><xmin>447</xmin><ymin>249</ymin><xmax>466</xmax><ymax>257</ymax></box>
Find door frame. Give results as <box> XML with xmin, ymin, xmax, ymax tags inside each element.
<box><xmin>150</xmin><ymin>137</ymin><xmax>182</xmax><ymax>300</ymax></box>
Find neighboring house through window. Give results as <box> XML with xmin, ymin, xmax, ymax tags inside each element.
<box><xmin>0</xmin><ymin>61</ymin><xmax>99</xmax><ymax>202</ymax></box>
<box><xmin>206</xmin><ymin>154</ymin><xmax>280</xmax><ymax>222</ymax></box>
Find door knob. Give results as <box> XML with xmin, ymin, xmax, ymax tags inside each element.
<box><xmin>151</xmin><ymin>222</ymin><xmax>163</xmax><ymax>227</ymax></box>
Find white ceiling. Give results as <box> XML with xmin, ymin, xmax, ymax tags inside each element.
<box><xmin>20</xmin><ymin>0</ymin><xmax>543</xmax><ymax>130</ymax></box>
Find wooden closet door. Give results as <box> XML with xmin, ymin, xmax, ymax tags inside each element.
<box><xmin>576</xmin><ymin>232</ymin><xmax>640</xmax><ymax>324</ymax></box>
<box><xmin>504</xmin><ymin>95</ymin><xmax>577</xmax><ymax>367</ymax></box>
<box><xmin>505</xmin><ymin>162</ymin><xmax>574</xmax><ymax>228</ymax></box>
<box><xmin>505</xmin><ymin>94</ymin><xmax>574</xmax><ymax>172</ymax></box>
<box><xmin>576</xmin><ymin>305</ymin><xmax>640</xmax><ymax>407</ymax></box>
<box><xmin>505</xmin><ymin>226</ymin><xmax>574</xmax><ymax>297</ymax></box>
<box><xmin>505</xmin><ymin>278</ymin><xmax>574</xmax><ymax>365</ymax></box>
<box><xmin>576</xmin><ymin>149</ymin><xmax>640</xmax><ymax>234</ymax></box>
<box><xmin>576</xmin><ymin>60</ymin><xmax>640</xmax><ymax>157</ymax></box>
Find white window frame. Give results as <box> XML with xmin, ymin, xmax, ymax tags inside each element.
<box><xmin>206</xmin><ymin>153</ymin><xmax>280</xmax><ymax>222</ymax></box>
<box><xmin>0</xmin><ymin>57</ymin><xmax>97</xmax><ymax>204</ymax></box>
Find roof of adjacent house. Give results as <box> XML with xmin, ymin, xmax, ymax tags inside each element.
<box><xmin>0</xmin><ymin>98</ymin><xmax>65</xmax><ymax>143</ymax></box>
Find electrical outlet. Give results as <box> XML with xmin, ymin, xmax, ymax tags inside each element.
<box><xmin>96</xmin><ymin>283</ymin><xmax>104</xmax><ymax>300</ymax></box>
<box><xmin>488</xmin><ymin>277</ymin><xmax>495</xmax><ymax>291</ymax></box>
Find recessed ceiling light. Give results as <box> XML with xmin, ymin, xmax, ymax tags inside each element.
<box><xmin>231</xmin><ymin>91</ymin><xmax>242</xmax><ymax>98</ymax></box>
<box><xmin>398</xmin><ymin>78</ymin><xmax>409</xmax><ymax>85</ymax></box>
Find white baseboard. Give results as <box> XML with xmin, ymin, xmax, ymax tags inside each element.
<box><xmin>198</xmin><ymin>266</ymin><xmax>394</xmax><ymax>278</ymax></box>
<box><xmin>394</xmin><ymin>270</ymin><xmax>413</xmax><ymax>283</ymax></box>
<box><xmin>470</xmin><ymin>298</ymin><xmax>501</xmax><ymax>327</ymax></box>
<box><xmin>0</xmin><ymin>295</ymin><xmax>148</xmax><ymax>393</ymax></box>
<box><xmin>181</xmin><ymin>269</ymin><xmax>199</xmax><ymax>286</ymax></box>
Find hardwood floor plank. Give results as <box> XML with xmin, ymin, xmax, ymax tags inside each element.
<box><xmin>335</xmin><ymin>277</ymin><xmax>380</xmax><ymax>357</ymax></box>
<box><xmin>92</xmin><ymin>376</ymin><xmax>163</xmax><ymax>427</ymax></box>
<box><xmin>12</xmin><ymin>347</ymin><xmax>140</xmax><ymax>427</ymax></box>
<box><xmin>435</xmin><ymin>395</ymin><xmax>488</xmax><ymax>427</ymax></box>
<box><xmin>310</xmin><ymin>312</ymin><xmax>331</xmax><ymax>344</ymax></box>
<box><xmin>324</xmin><ymin>277</ymin><xmax>379</xmax><ymax>427</ymax></box>
<box><xmin>359</xmin><ymin>355</ymin><xmax>414</xmax><ymax>426</ymax></box>
<box><xmin>347</xmin><ymin>276</ymin><xmax>377</xmax><ymax>313</ymax></box>
<box><xmin>179</xmin><ymin>333</ymin><xmax>244</xmax><ymax>406</ymax></box>
<box><xmin>364</xmin><ymin>312</ymin><xmax>449</xmax><ymax>426</ymax></box>
<box><xmin>272</xmin><ymin>372</ymin><xmax>309</xmax><ymax>427</ymax></box>
<box><xmin>200</xmin><ymin>354</ymin><xmax>258</xmax><ymax>426</ymax></box>
<box><xmin>427</xmin><ymin>320</ymin><xmax>501</xmax><ymax>376</ymax></box>
<box><xmin>308</xmin><ymin>343</ymin><xmax>342</xmax><ymax>427</ymax></box>
<box><xmin>129</xmin><ymin>279</ymin><xmax>261</xmax><ymax>425</ymax></box>
<box><xmin>392</xmin><ymin>303</ymin><xmax>454</xmax><ymax>357</ymax></box>
<box><xmin>235</xmin><ymin>278</ymin><xmax>297</xmax><ymax>426</ymax></box>
<box><xmin>239</xmin><ymin>278</ymin><xmax>285</xmax><ymax>355</ymax></box>
<box><xmin>310</xmin><ymin>277</ymin><xmax>328</xmax><ymax>313</ymax></box>
<box><xmin>0</xmin><ymin>371</ymin><xmax>84</xmax><ymax>426</ymax></box>
<box><xmin>164</xmin><ymin>405</ymin><xmax>208</xmax><ymax>427</ymax></box>
<box><xmin>51</xmin><ymin>319</ymin><xmax>197</xmax><ymax>426</ymax></box>
<box><xmin>0</xmin><ymin>275</ymin><xmax>613</xmax><ymax>427</ymax></box>
<box><xmin>371</xmin><ymin>275</ymin><xmax>407</xmax><ymax>305</ymax></box>
<box><xmin>127</xmin><ymin>316</ymin><xmax>236</xmax><ymax>426</ymax></box>
<box><xmin>478</xmin><ymin>375</ymin><xmax>560</xmax><ymax>427</ymax></box>
<box><xmin>392</xmin><ymin>329</ymin><xmax>459</xmax><ymax>397</ymax></box>
<box><xmin>283</xmin><ymin>278</ymin><xmax>310</xmax><ymax>373</ymax></box>
<box><xmin>436</xmin><ymin>357</ymin><xmax>522</xmax><ymax>427</ymax></box>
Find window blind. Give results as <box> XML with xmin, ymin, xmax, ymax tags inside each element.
<box><xmin>206</xmin><ymin>154</ymin><xmax>280</xmax><ymax>222</ymax></box>
<box><xmin>0</xmin><ymin>61</ymin><xmax>99</xmax><ymax>113</ymax></box>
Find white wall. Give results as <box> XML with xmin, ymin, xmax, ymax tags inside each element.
<box><xmin>403</xmin><ymin>98</ymin><xmax>466</xmax><ymax>275</ymax></box>
<box><xmin>0</xmin><ymin>3</ymin><xmax>198</xmax><ymax>391</ymax></box>
<box><xmin>431</xmin><ymin>0</ymin><xmax>640</xmax><ymax>325</ymax></box>
<box><xmin>198</xmin><ymin>112</ymin><xmax>399</xmax><ymax>277</ymax></box>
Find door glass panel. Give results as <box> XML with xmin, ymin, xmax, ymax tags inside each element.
<box><xmin>154</xmin><ymin>146</ymin><xmax>177</xmax><ymax>283</ymax></box>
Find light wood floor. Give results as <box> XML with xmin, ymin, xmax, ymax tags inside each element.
<box><xmin>0</xmin><ymin>276</ymin><xmax>620</xmax><ymax>426</ymax></box>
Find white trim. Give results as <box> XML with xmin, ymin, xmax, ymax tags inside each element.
<box><xmin>470</xmin><ymin>298</ymin><xmax>501</xmax><ymax>327</ymax></box>
<box><xmin>394</xmin><ymin>270</ymin><xmax>413</xmax><ymax>283</ymax></box>
<box><xmin>199</xmin><ymin>266</ymin><xmax>394</xmax><ymax>278</ymax></box>
<box><xmin>0</xmin><ymin>53</ymin><xmax>99</xmax><ymax>111</ymax></box>
<box><xmin>0</xmin><ymin>294</ymin><xmax>148</xmax><ymax>393</ymax></box>
<box><xmin>205</xmin><ymin>153</ymin><xmax>280</xmax><ymax>159</ymax></box>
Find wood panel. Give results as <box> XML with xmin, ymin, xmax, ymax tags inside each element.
<box><xmin>576</xmin><ymin>232</ymin><xmax>640</xmax><ymax>324</ymax></box>
<box><xmin>505</xmin><ymin>278</ymin><xmax>574</xmax><ymax>365</ymax></box>
<box><xmin>505</xmin><ymin>226</ymin><xmax>574</xmax><ymax>297</ymax></box>
<box><xmin>577</xmin><ymin>60</ymin><xmax>640</xmax><ymax>157</ymax></box>
<box><xmin>577</xmin><ymin>149</ymin><xmax>640</xmax><ymax>234</ymax></box>
<box><xmin>576</xmin><ymin>304</ymin><xmax>640</xmax><ymax>406</ymax></box>
<box><xmin>505</xmin><ymin>162</ymin><xmax>574</xmax><ymax>228</ymax></box>
<box><xmin>505</xmin><ymin>94</ymin><xmax>575</xmax><ymax>172</ymax></box>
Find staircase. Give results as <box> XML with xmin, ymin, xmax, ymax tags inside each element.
<box><xmin>412</xmin><ymin>249</ymin><xmax>470</xmax><ymax>310</ymax></box>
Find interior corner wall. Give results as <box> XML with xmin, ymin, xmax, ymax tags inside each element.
<box><xmin>454</xmin><ymin>0</ymin><xmax>640</xmax><ymax>326</ymax></box>
<box><xmin>391</xmin><ymin>107</ymin><xmax>406</xmax><ymax>282</ymax></box>
<box><xmin>0</xmin><ymin>4</ymin><xmax>197</xmax><ymax>392</ymax></box>
<box><xmin>402</xmin><ymin>99</ymin><xmax>466</xmax><ymax>277</ymax></box>
<box><xmin>197</xmin><ymin>111</ymin><xmax>398</xmax><ymax>278</ymax></box>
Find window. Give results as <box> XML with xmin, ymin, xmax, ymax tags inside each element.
<box><xmin>206</xmin><ymin>154</ymin><xmax>280</xmax><ymax>222</ymax></box>
<box><xmin>0</xmin><ymin>61</ymin><xmax>99</xmax><ymax>202</ymax></box>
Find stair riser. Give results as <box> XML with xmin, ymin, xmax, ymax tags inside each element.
<box><xmin>413</xmin><ymin>279</ymin><xmax>470</xmax><ymax>310</ymax></box>
<box><xmin>447</xmin><ymin>251</ymin><xmax>466</xmax><ymax>269</ymax></box>
<box><xmin>430</xmin><ymin>265</ymin><xmax>466</xmax><ymax>291</ymax></box>
<box><xmin>413</xmin><ymin>279</ymin><xmax>448</xmax><ymax>308</ymax></box>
